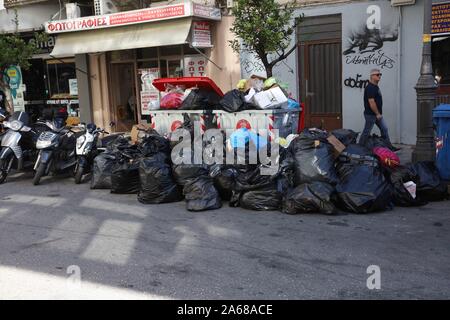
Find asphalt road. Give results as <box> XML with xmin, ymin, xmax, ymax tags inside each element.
<box><xmin>0</xmin><ymin>171</ymin><xmax>449</xmax><ymax>299</ymax></box>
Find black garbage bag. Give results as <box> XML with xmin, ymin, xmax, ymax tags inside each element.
<box><xmin>365</xmin><ymin>134</ymin><xmax>393</xmax><ymax>151</ymax></box>
<box><xmin>229</xmin><ymin>166</ymin><xmax>286</xmax><ymax>211</ymax></box>
<box><xmin>282</xmin><ymin>182</ymin><xmax>337</xmax><ymax>214</ymax></box>
<box><xmin>335</xmin><ymin>154</ymin><xmax>393</xmax><ymax>213</ymax></box>
<box><xmin>408</xmin><ymin>161</ymin><xmax>448</xmax><ymax>202</ymax></box>
<box><xmin>106</xmin><ymin>135</ymin><xmax>132</xmax><ymax>153</ymax></box>
<box><xmin>343</xmin><ymin>143</ymin><xmax>373</xmax><ymax>157</ymax></box>
<box><xmin>212</xmin><ymin>167</ymin><xmax>238</xmax><ymax>201</ymax></box>
<box><xmin>180</xmin><ymin>88</ymin><xmax>222</xmax><ymax>110</ymax></box>
<box><xmin>387</xmin><ymin>166</ymin><xmax>427</xmax><ymax>207</ymax></box>
<box><xmin>331</xmin><ymin>129</ymin><xmax>359</xmax><ymax>147</ymax></box>
<box><xmin>172</xmin><ymin>164</ymin><xmax>210</xmax><ymax>186</ymax></box>
<box><xmin>138</xmin><ymin>132</ymin><xmax>171</xmax><ymax>157</ymax></box>
<box><xmin>138</xmin><ymin>153</ymin><xmax>183</xmax><ymax>204</ymax></box>
<box><xmin>233</xmin><ymin>182</ymin><xmax>282</xmax><ymax>211</ymax></box>
<box><xmin>183</xmin><ymin>176</ymin><xmax>222</xmax><ymax>211</ymax></box>
<box><xmin>219</xmin><ymin>89</ymin><xmax>249</xmax><ymax>112</ymax></box>
<box><xmin>111</xmin><ymin>159</ymin><xmax>141</xmax><ymax>194</ymax></box>
<box><xmin>90</xmin><ymin>152</ymin><xmax>117</xmax><ymax>189</ymax></box>
<box><xmin>290</xmin><ymin>129</ymin><xmax>339</xmax><ymax>186</ymax></box>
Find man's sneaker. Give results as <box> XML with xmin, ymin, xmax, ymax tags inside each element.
<box><xmin>390</xmin><ymin>145</ymin><xmax>402</xmax><ymax>152</ymax></box>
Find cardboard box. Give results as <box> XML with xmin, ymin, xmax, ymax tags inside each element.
<box><xmin>327</xmin><ymin>134</ymin><xmax>346</xmax><ymax>157</ymax></box>
<box><xmin>253</xmin><ymin>86</ymin><xmax>288</xmax><ymax>109</ymax></box>
<box><xmin>131</xmin><ymin>123</ymin><xmax>152</xmax><ymax>144</ymax></box>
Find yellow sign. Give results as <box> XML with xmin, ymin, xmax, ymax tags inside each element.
<box><xmin>423</xmin><ymin>34</ymin><xmax>432</xmax><ymax>43</ymax></box>
<box><xmin>7</xmin><ymin>69</ymin><xmax>17</xmax><ymax>77</ymax></box>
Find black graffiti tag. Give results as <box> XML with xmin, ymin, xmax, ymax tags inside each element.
<box><xmin>345</xmin><ymin>50</ymin><xmax>395</xmax><ymax>69</ymax></box>
<box><xmin>242</xmin><ymin>59</ymin><xmax>265</xmax><ymax>75</ymax></box>
<box><xmin>344</xmin><ymin>74</ymin><xmax>369</xmax><ymax>89</ymax></box>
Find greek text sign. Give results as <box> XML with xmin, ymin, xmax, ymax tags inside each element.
<box><xmin>45</xmin><ymin>2</ymin><xmax>220</xmax><ymax>34</ymax></box>
<box><xmin>432</xmin><ymin>2</ymin><xmax>450</xmax><ymax>35</ymax></box>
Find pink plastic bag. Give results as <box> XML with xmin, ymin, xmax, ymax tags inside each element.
<box><xmin>373</xmin><ymin>147</ymin><xmax>400</xmax><ymax>168</ymax></box>
<box><xmin>160</xmin><ymin>92</ymin><xmax>184</xmax><ymax>109</ymax></box>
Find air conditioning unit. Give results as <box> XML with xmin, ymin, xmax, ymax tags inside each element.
<box><xmin>66</xmin><ymin>3</ymin><xmax>81</xmax><ymax>19</ymax></box>
<box><xmin>94</xmin><ymin>0</ymin><xmax>118</xmax><ymax>15</ymax></box>
<box><xmin>391</xmin><ymin>0</ymin><xmax>416</xmax><ymax>6</ymax></box>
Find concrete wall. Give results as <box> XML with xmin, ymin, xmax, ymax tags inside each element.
<box><xmin>241</xmin><ymin>0</ymin><xmax>424</xmax><ymax>145</ymax></box>
<box><xmin>207</xmin><ymin>15</ymin><xmax>242</xmax><ymax>93</ymax></box>
<box><xmin>0</xmin><ymin>3</ymin><xmax>60</xmax><ymax>32</ymax></box>
<box><xmin>89</xmin><ymin>53</ymin><xmax>113</xmax><ymax>132</ymax></box>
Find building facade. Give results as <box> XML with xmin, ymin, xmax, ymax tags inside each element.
<box><xmin>42</xmin><ymin>0</ymin><xmax>241</xmax><ymax>132</ymax></box>
<box><xmin>1</xmin><ymin>0</ymin><xmax>80</xmax><ymax>122</ymax></box>
<box><xmin>241</xmin><ymin>0</ymin><xmax>431</xmax><ymax>145</ymax></box>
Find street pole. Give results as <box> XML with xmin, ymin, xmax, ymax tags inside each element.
<box><xmin>412</xmin><ymin>0</ymin><xmax>437</xmax><ymax>162</ymax></box>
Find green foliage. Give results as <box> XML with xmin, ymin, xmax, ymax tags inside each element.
<box><xmin>229</xmin><ymin>0</ymin><xmax>302</xmax><ymax>76</ymax></box>
<box><xmin>0</xmin><ymin>10</ymin><xmax>47</xmax><ymax>76</ymax></box>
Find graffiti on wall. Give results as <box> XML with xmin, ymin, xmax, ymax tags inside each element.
<box><xmin>241</xmin><ymin>58</ymin><xmax>266</xmax><ymax>77</ymax></box>
<box><xmin>345</xmin><ymin>50</ymin><xmax>395</xmax><ymax>69</ymax></box>
<box><xmin>344</xmin><ymin>4</ymin><xmax>398</xmax><ymax>77</ymax></box>
<box><xmin>344</xmin><ymin>74</ymin><xmax>369</xmax><ymax>89</ymax></box>
<box><xmin>343</xmin><ymin>26</ymin><xmax>398</xmax><ymax>55</ymax></box>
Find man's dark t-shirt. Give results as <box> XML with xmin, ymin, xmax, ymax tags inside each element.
<box><xmin>364</xmin><ymin>83</ymin><xmax>383</xmax><ymax>115</ymax></box>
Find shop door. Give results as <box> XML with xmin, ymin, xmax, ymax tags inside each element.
<box><xmin>110</xmin><ymin>63</ymin><xmax>137</xmax><ymax>132</ymax></box>
<box><xmin>298</xmin><ymin>15</ymin><xmax>342</xmax><ymax>131</ymax></box>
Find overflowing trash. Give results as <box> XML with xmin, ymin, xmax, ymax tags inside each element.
<box><xmin>282</xmin><ymin>182</ymin><xmax>337</xmax><ymax>215</ymax></box>
<box><xmin>2</xmin><ymin>74</ymin><xmax>448</xmax><ymax>216</ymax></box>
<box><xmin>289</xmin><ymin>129</ymin><xmax>339</xmax><ymax>186</ymax></box>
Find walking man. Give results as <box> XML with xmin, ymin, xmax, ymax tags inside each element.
<box><xmin>358</xmin><ymin>69</ymin><xmax>400</xmax><ymax>151</ymax></box>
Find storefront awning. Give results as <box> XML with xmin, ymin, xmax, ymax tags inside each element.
<box><xmin>50</xmin><ymin>18</ymin><xmax>192</xmax><ymax>57</ymax></box>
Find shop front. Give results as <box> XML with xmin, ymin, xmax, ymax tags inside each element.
<box><xmin>45</xmin><ymin>1</ymin><xmax>237</xmax><ymax>132</ymax></box>
<box><xmin>20</xmin><ymin>33</ymin><xmax>80</xmax><ymax>124</ymax></box>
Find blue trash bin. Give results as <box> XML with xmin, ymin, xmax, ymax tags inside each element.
<box><xmin>433</xmin><ymin>104</ymin><xmax>450</xmax><ymax>180</ymax></box>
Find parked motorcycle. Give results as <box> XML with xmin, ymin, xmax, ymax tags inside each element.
<box><xmin>32</xmin><ymin>120</ymin><xmax>80</xmax><ymax>185</ymax></box>
<box><xmin>0</xmin><ymin>111</ymin><xmax>38</xmax><ymax>184</ymax></box>
<box><xmin>74</xmin><ymin>123</ymin><xmax>109</xmax><ymax>184</ymax></box>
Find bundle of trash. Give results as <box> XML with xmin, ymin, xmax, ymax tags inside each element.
<box><xmin>88</xmin><ymin>123</ymin><xmax>447</xmax><ymax>215</ymax></box>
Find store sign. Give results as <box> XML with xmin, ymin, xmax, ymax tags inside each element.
<box><xmin>184</xmin><ymin>56</ymin><xmax>207</xmax><ymax>77</ymax></box>
<box><xmin>432</xmin><ymin>2</ymin><xmax>450</xmax><ymax>35</ymax></box>
<box><xmin>191</xmin><ymin>21</ymin><xmax>212</xmax><ymax>48</ymax></box>
<box><xmin>22</xmin><ymin>33</ymin><xmax>55</xmax><ymax>54</ymax></box>
<box><xmin>45</xmin><ymin>2</ymin><xmax>221</xmax><ymax>34</ymax></box>
<box><xmin>192</xmin><ymin>3</ymin><xmax>221</xmax><ymax>21</ymax></box>
<box><xmin>139</xmin><ymin>68</ymin><xmax>160</xmax><ymax>115</ymax></box>
<box><xmin>69</xmin><ymin>79</ymin><xmax>78</xmax><ymax>96</ymax></box>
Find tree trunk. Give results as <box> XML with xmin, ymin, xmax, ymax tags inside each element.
<box><xmin>265</xmin><ymin>65</ymin><xmax>273</xmax><ymax>78</ymax></box>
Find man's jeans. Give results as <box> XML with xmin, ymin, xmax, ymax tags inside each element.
<box><xmin>358</xmin><ymin>113</ymin><xmax>391</xmax><ymax>146</ymax></box>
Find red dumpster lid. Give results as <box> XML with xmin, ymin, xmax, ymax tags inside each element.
<box><xmin>152</xmin><ymin>77</ymin><xmax>224</xmax><ymax>97</ymax></box>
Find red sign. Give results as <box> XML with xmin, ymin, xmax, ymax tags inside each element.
<box><xmin>45</xmin><ymin>2</ymin><xmax>221</xmax><ymax>34</ymax></box>
<box><xmin>109</xmin><ymin>5</ymin><xmax>185</xmax><ymax>26</ymax></box>
<box><xmin>184</xmin><ymin>56</ymin><xmax>207</xmax><ymax>77</ymax></box>
<box><xmin>191</xmin><ymin>21</ymin><xmax>212</xmax><ymax>48</ymax></box>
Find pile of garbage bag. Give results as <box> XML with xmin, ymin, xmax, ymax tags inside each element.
<box><xmin>87</xmin><ymin>123</ymin><xmax>447</xmax><ymax>215</ymax></box>
<box><xmin>334</xmin><ymin>144</ymin><xmax>393</xmax><ymax>213</ymax></box>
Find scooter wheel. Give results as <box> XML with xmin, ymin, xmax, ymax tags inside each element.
<box><xmin>33</xmin><ymin>163</ymin><xmax>46</xmax><ymax>185</ymax></box>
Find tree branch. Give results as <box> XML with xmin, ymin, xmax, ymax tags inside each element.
<box><xmin>269</xmin><ymin>44</ymin><xmax>297</xmax><ymax>67</ymax></box>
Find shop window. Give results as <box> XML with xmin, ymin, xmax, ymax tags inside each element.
<box><xmin>46</xmin><ymin>59</ymin><xmax>78</xmax><ymax>99</ymax></box>
<box><xmin>160</xmin><ymin>45</ymin><xmax>181</xmax><ymax>57</ymax></box>
<box><xmin>137</xmin><ymin>47</ymin><xmax>158</xmax><ymax>60</ymax></box>
<box><xmin>110</xmin><ymin>50</ymin><xmax>135</xmax><ymax>62</ymax></box>
<box><xmin>432</xmin><ymin>37</ymin><xmax>450</xmax><ymax>87</ymax></box>
<box><xmin>22</xmin><ymin>59</ymin><xmax>47</xmax><ymax>101</ymax></box>
<box><xmin>138</xmin><ymin>61</ymin><xmax>159</xmax><ymax>69</ymax></box>
<box><xmin>183</xmin><ymin>44</ymin><xmax>205</xmax><ymax>55</ymax></box>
